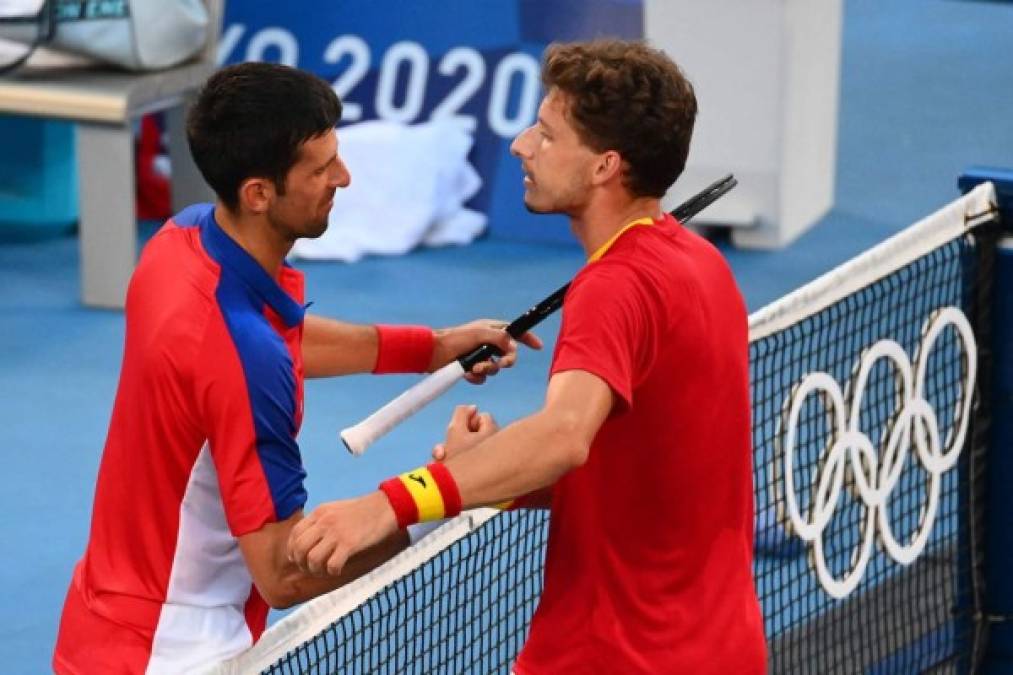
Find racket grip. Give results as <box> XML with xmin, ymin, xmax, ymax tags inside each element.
<box><xmin>340</xmin><ymin>361</ymin><xmax>467</xmax><ymax>455</ymax></box>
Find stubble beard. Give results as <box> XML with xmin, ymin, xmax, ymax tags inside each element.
<box><xmin>268</xmin><ymin>208</ymin><xmax>329</xmax><ymax>244</ymax></box>
<box><xmin>523</xmin><ymin>193</ymin><xmax>552</xmax><ymax>214</ymax></box>
<box><xmin>303</xmin><ymin>213</ymin><xmax>330</xmax><ymax>239</ymax></box>
<box><xmin>523</xmin><ymin>179</ymin><xmax>585</xmax><ymax>216</ymax></box>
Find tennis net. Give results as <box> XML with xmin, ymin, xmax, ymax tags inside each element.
<box><xmin>207</xmin><ymin>181</ymin><xmax>1000</xmax><ymax>675</ymax></box>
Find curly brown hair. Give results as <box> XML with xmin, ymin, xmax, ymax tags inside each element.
<box><xmin>542</xmin><ymin>40</ymin><xmax>697</xmax><ymax>198</ymax></box>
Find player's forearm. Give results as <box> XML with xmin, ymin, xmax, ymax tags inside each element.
<box><xmin>302</xmin><ymin>315</ymin><xmax>379</xmax><ymax>378</ymax></box>
<box><xmin>375</xmin><ymin>373</ymin><xmax>608</xmax><ymax>531</ymax></box>
<box><xmin>272</xmin><ymin>530</ymin><xmax>409</xmax><ymax>608</ymax></box>
<box><xmin>444</xmin><ymin>410</ymin><xmax>587</xmax><ymax>509</ymax></box>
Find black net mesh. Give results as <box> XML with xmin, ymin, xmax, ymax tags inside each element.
<box><xmin>752</xmin><ymin>232</ymin><xmax>991</xmax><ymax>673</ymax></box>
<box><xmin>264</xmin><ymin>511</ymin><xmax>549</xmax><ymax>674</ymax></box>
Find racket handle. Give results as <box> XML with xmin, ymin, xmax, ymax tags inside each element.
<box><xmin>340</xmin><ymin>361</ymin><xmax>467</xmax><ymax>455</ymax></box>
<box><xmin>457</xmin><ymin>282</ymin><xmax>570</xmax><ymax>370</ymax></box>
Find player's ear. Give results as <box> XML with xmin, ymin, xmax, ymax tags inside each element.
<box><xmin>237</xmin><ymin>177</ymin><xmax>275</xmax><ymax>215</ymax></box>
<box><xmin>592</xmin><ymin>150</ymin><xmax>623</xmax><ymax>186</ymax></box>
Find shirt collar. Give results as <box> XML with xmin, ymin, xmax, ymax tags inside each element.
<box><xmin>587</xmin><ymin>216</ymin><xmax>656</xmax><ymax>262</ymax></box>
<box><xmin>199</xmin><ymin>206</ymin><xmax>305</xmax><ymax>328</ymax></box>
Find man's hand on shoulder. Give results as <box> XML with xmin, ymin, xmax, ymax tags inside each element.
<box><xmin>430</xmin><ymin>320</ymin><xmax>542</xmax><ymax>384</ymax></box>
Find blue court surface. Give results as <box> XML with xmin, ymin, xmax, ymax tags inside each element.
<box><xmin>1</xmin><ymin>1</ymin><xmax>1012</xmax><ymax>672</ymax></box>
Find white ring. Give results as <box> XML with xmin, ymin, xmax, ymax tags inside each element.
<box><xmin>776</xmin><ymin>306</ymin><xmax>976</xmax><ymax>599</ymax></box>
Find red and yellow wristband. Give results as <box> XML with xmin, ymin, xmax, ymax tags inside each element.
<box><xmin>379</xmin><ymin>462</ymin><xmax>463</xmax><ymax>528</ymax></box>
<box><xmin>372</xmin><ymin>324</ymin><xmax>434</xmax><ymax>374</ymax></box>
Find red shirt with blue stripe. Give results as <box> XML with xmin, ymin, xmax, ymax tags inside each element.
<box><xmin>54</xmin><ymin>204</ymin><xmax>308</xmax><ymax>673</ymax></box>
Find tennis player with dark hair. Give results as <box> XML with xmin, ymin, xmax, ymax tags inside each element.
<box><xmin>52</xmin><ymin>62</ymin><xmax>538</xmax><ymax>674</ymax></box>
<box><xmin>288</xmin><ymin>40</ymin><xmax>766</xmax><ymax>673</ymax></box>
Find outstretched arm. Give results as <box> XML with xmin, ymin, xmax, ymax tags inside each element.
<box><xmin>302</xmin><ymin>315</ymin><xmax>541</xmax><ymax>379</ymax></box>
<box><xmin>287</xmin><ymin>369</ymin><xmax>613</xmax><ymax>576</ymax></box>
<box><xmin>301</xmin><ymin>315</ymin><xmax>380</xmax><ymax>378</ymax></box>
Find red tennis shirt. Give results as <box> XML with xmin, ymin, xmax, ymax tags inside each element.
<box><xmin>514</xmin><ymin>214</ymin><xmax>766</xmax><ymax>674</ymax></box>
<box><xmin>54</xmin><ymin>204</ymin><xmax>308</xmax><ymax>673</ymax></box>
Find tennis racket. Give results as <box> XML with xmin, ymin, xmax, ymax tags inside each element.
<box><xmin>341</xmin><ymin>174</ymin><xmax>737</xmax><ymax>455</ymax></box>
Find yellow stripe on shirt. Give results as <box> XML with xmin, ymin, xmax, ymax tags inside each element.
<box><xmin>587</xmin><ymin>216</ymin><xmax>655</xmax><ymax>262</ymax></box>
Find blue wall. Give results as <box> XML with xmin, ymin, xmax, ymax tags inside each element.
<box><xmin>220</xmin><ymin>0</ymin><xmax>643</xmax><ymax>245</ymax></box>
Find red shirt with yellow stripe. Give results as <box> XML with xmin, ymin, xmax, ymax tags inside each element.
<box><xmin>513</xmin><ymin>213</ymin><xmax>766</xmax><ymax>674</ymax></box>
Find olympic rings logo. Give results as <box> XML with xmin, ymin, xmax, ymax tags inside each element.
<box><xmin>776</xmin><ymin>307</ymin><xmax>976</xmax><ymax>599</ymax></box>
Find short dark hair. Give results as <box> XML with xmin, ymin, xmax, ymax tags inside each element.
<box><xmin>542</xmin><ymin>40</ymin><xmax>697</xmax><ymax>198</ymax></box>
<box><xmin>187</xmin><ymin>62</ymin><xmax>342</xmax><ymax>210</ymax></box>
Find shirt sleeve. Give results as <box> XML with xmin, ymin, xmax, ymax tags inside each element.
<box><xmin>196</xmin><ymin>307</ymin><xmax>307</xmax><ymax>537</ymax></box>
<box><xmin>550</xmin><ymin>261</ymin><xmax>663</xmax><ymax>412</ymax></box>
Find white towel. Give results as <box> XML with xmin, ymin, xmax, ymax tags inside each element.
<box><xmin>290</xmin><ymin>119</ymin><xmax>486</xmax><ymax>262</ymax></box>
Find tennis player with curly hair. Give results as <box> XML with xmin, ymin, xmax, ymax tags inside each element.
<box><xmin>289</xmin><ymin>41</ymin><xmax>766</xmax><ymax>674</ymax></box>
